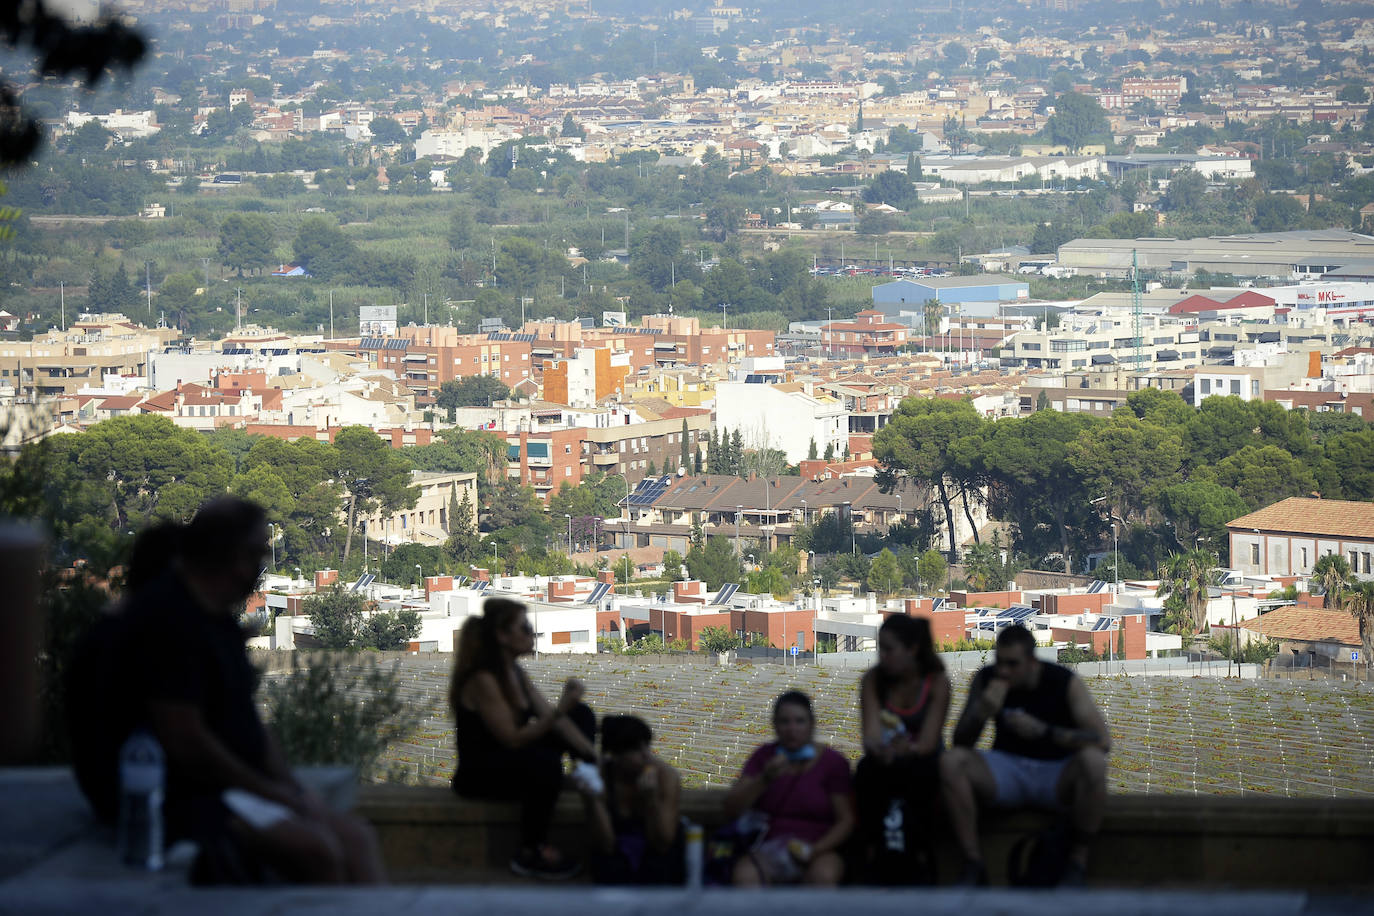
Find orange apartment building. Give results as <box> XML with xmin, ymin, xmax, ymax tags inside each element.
<box><xmin>355</xmin><ymin>329</ymin><xmax>535</xmax><ymax>405</ymax></box>
<box><xmin>506</xmin><ymin>407</ymin><xmax>712</xmax><ymax>501</ymax></box>
<box><xmin>819</xmin><ymin>310</ymin><xmax>910</xmax><ymax>357</ymax></box>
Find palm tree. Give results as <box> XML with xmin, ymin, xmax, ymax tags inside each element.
<box><xmin>1345</xmin><ymin>580</ymin><xmax>1374</xmax><ymax>667</ymax></box>
<box><xmin>1313</xmin><ymin>554</ymin><xmax>1353</xmax><ymax>609</ymax></box>
<box><xmin>1156</xmin><ymin>548</ymin><xmax>1217</xmax><ymax>634</ymax></box>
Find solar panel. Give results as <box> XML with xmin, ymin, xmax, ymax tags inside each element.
<box><xmin>1004</xmin><ymin>604</ymin><xmax>1036</xmax><ymax>622</ymax></box>
<box><xmin>455</xmin><ymin>575</ymin><xmax>469</xmax><ymax>587</ymax></box>
<box><xmin>585</xmin><ymin>582</ymin><xmax>612</xmax><ymax>605</ymax></box>
<box><xmin>1090</xmin><ymin>617</ymin><xmax>1115</xmax><ymax>632</ymax></box>
<box><xmin>627</xmin><ymin>475</ymin><xmax>672</xmax><ymax>506</ymax></box>
<box><xmin>473</xmin><ymin>580</ymin><xmax>490</xmax><ymax>592</ymax></box>
<box><xmin>714</xmin><ymin>583</ymin><xmax>739</xmax><ymax>604</ymax></box>
<box><xmin>932</xmin><ymin>597</ymin><xmax>949</xmax><ymax>612</ymax></box>
<box><xmin>1087</xmin><ymin>580</ymin><xmax>1109</xmax><ymax>594</ymax></box>
<box><xmin>350</xmin><ymin>573</ymin><xmax>375</xmax><ymax>592</ymax></box>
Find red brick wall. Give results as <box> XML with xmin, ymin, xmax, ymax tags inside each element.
<box><xmin>423</xmin><ymin>575</ymin><xmax>454</xmax><ymax>599</ymax></box>
<box><xmin>1123</xmin><ymin>613</ymin><xmax>1146</xmax><ymax>660</ymax></box>
<box><xmin>740</xmin><ymin>608</ymin><xmax>815</xmax><ymax>650</ymax></box>
<box><xmin>547</xmin><ymin>579</ymin><xmax>577</xmax><ymax>602</ymax></box>
<box><xmin>953</xmin><ymin>590</ymin><xmax>1023</xmax><ymax>609</ymax></box>
<box><xmin>1041</xmin><ymin>593</ymin><xmax>1112</xmax><ymax>616</ymax></box>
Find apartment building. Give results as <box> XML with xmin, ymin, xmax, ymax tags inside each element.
<box><xmin>0</xmin><ymin>315</ymin><xmax>176</xmax><ymax>402</ymax></box>
<box><xmin>818</xmin><ymin>309</ymin><xmax>910</xmax><ymax>356</ymax></box>
<box><xmin>361</xmin><ymin>470</ymin><xmax>478</xmax><ymax>547</ymax></box>
<box><xmin>506</xmin><ymin>404</ymin><xmax>712</xmax><ymax>500</ymax></box>
<box><xmin>1006</xmin><ymin>310</ymin><xmax>1204</xmax><ymax>372</ymax></box>
<box><xmin>1122</xmin><ymin>76</ymin><xmax>1188</xmax><ymax>106</ymax></box>
<box><xmin>542</xmin><ymin>347</ymin><xmax>631</xmax><ymax>407</ymax></box>
<box><xmin>357</xmin><ymin>330</ymin><xmax>535</xmax><ymax>404</ymax></box>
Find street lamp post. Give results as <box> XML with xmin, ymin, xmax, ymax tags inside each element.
<box><xmin>736</xmin><ymin>504</ymin><xmax>743</xmax><ymax>558</ymax></box>
<box><xmin>268</xmin><ymin>523</ymin><xmax>276</xmax><ymax>570</ymax></box>
<box><xmin>565</xmin><ymin>514</ymin><xmax>573</xmax><ymax>555</ymax></box>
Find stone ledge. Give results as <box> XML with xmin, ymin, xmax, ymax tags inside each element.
<box><xmin>356</xmin><ymin>785</ymin><xmax>1374</xmax><ymax>888</ymax></box>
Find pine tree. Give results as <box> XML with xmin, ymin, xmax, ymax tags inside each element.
<box><xmin>680</xmin><ymin>419</ymin><xmax>690</xmax><ymax>470</ymax></box>
<box><xmin>110</xmin><ymin>262</ymin><xmax>137</xmax><ymax>311</ymax></box>
<box><xmin>707</xmin><ymin>429</ymin><xmax>719</xmax><ymax>472</ymax></box>
<box><xmin>908</xmin><ymin>153</ymin><xmax>923</xmax><ymax>180</ymax></box>
<box><xmin>646</xmin><ymin>459</ymin><xmax>657</xmax><ymax>477</ymax></box>
<box><xmin>693</xmin><ymin>447</ymin><xmax>702</xmax><ymax>474</ymax></box>
<box><xmin>1116</xmin><ymin>623</ymin><xmax>1126</xmax><ymax>659</ymax></box>
<box><xmin>823</xmin><ymin>441</ymin><xmax>835</xmax><ymax>462</ymax></box>
<box><xmin>808</xmin><ymin>438</ymin><xmax>818</xmax><ymax>460</ymax></box>
<box><xmin>730</xmin><ymin>429</ymin><xmax>744</xmax><ymax>475</ymax></box>
<box><xmin>86</xmin><ymin>269</ymin><xmax>108</xmax><ymax>310</ymax></box>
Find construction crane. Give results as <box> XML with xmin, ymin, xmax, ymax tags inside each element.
<box><xmin>1131</xmin><ymin>249</ymin><xmax>1143</xmax><ymax>374</ymax></box>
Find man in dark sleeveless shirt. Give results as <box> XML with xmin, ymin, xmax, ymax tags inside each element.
<box><xmin>940</xmin><ymin>624</ymin><xmax>1109</xmax><ymax>886</ymax></box>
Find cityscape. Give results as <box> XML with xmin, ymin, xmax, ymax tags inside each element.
<box><xmin>1</xmin><ymin>0</ymin><xmax>1373</xmax><ymax>903</ymax></box>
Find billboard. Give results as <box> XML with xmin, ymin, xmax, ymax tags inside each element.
<box><xmin>359</xmin><ymin>305</ymin><xmax>397</xmax><ymax>337</ymax></box>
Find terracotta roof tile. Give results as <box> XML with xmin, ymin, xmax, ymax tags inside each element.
<box><xmin>1227</xmin><ymin>497</ymin><xmax>1374</xmax><ymax>541</ymax></box>
<box><xmin>1240</xmin><ymin>604</ymin><xmax>1360</xmax><ymax>646</ymax></box>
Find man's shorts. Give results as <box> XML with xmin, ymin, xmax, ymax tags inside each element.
<box><xmin>980</xmin><ymin>750</ymin><xmax>1070</xmax><ymax>810</ymax></box>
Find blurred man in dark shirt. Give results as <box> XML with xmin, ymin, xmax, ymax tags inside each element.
<box><xmin>940</xmin><ymin>624</ymin><xmax>1109</xmax><ymax>887</ymax></box>
<box><xmin>119</xmin><ymin>498</ymin><xmax>384</xmax><ymax>884</ymax></box>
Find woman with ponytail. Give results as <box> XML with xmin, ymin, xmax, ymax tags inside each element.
<box><xmin>449</xmin><ymin>598</ymin><xmax>598</xmax><ymax>879</ymax></box>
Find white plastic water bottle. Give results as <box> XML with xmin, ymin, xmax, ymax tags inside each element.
<box><xmin>684</xmin><ymin>821</ymin><xmax>703</xmax><ymax>889</ymax></box>
<box><xmin>117</xmin><ymin>729</ymin><xmax>165</xmax><ymax>870</ymax></box>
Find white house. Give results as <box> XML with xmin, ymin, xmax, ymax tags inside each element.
<box><xmin>714</xmin><ymin>380</ymin><xmax>848</xmax><ymax>464</ymax></box>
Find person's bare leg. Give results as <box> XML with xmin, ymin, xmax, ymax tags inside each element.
<box><xmin>803</xmin><ymin>851</ymin><xmax>844</xmax><ymax>886</ymax></box>
<box><xmin>733</xmin><ymin>854</ymin><xmax>763</xmax><ymax>887</ymax></box>
<box><xmin>233</xmin><ymin>815</ymin><xmax>348</xmax><ymax>884</ymax></box>
<box><xmin>322</xmin><ymin>810</ymin><xmax>388</xmax><ymax>884</ymax></box>
<box><xmin>1057</xmin><ymin>747</ymin><xmax>1107</xmax><ymax>869</ymax></box>
<box><xmin>939</xmin><ymin>747</ymin><xmax>996</xmax><ymax>864</ymax></box>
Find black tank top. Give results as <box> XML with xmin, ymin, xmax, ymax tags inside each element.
<box><xmin>454</xmin><ymin>671</ymin><xmax>534</xmax><ymax>772</ymax></box>
<box><xmin>978</xmin><ymin>662</ymin><xmax>1076</xmax><ymax>761</ymax></box>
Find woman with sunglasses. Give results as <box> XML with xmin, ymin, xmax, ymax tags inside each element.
<box><xmin>449</xmin><ymin>598</ymin><xmax>598</xmax><ymax>879</ymax></box>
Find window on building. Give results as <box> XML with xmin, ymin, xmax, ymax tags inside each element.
<box><xmin>1251</xmin><ymin>543</ymin><xmax>1260</xmax><ymax>565</ymax></box>
<box><xmin>1301</xmin><ymin>547</ymin><xmax>1309</xmax><ymax>568</ymax></box>
<box><xmin>1200</xmin><ymin>378</ymin><xmax>1211</xmax><ymax>394</ymax></box>
<box><xmin>1350</xmin><ymin>550</ymin><xmax>1359</xmax><ymax>568</ymax></box>
<box><xmin>569</xmin><ymin>630</ymin><xmax>590</xmax><ymax>643</ymax></box>
<box><xmin>1364</xmin><ymin>552</ymin><xmax>1372</xmax><ymax>575</ymax></box>
<box><xmin>1230</xmin><ymin>379</ymin><xmax>1241</xmax><ymax>395</ymax></box>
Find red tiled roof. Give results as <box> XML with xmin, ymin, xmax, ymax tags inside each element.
<box><xmin>1166</xmin><ymin>294</ymin><xmax>1225</xmax><ymax>315</ymax></box>
<box><xmin>97</xmin><ymin>396</ymin><xmax>141</xmax><ymax>409</ymax></box>
<box><xmin>1227</xmin><ymin>497</ymin><xmax>1374</xmax><ymax>541</ymax></box>
<box><xmin>1221</xmin><ymin>290</ymin><xmax>1277</xmax><ymax>309</ymax></box>
<box><xmin>1240</xmin><ymin>604</ymin><xmax>1360</xmax><ymax>646</ymax></box>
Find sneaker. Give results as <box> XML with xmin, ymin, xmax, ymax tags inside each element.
<box><xmin>955</xmin><ymin>858</ymin><xmax>988</xmax><ymax>887</ymax></box>
<box><xmin>569</xmin><ymin>761</ymin><xmax>604</xmax><ymax>796</ymax></box>
<box><xmin>509</xmin><ymin>845</ymin><xmax>581</xmax><ymax>881</ymax></box>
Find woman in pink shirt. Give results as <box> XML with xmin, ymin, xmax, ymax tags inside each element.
<box><xmin>722</xmin><ymin>691</ymin><xmax>855</xmax><ymax>886</ymax></box>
